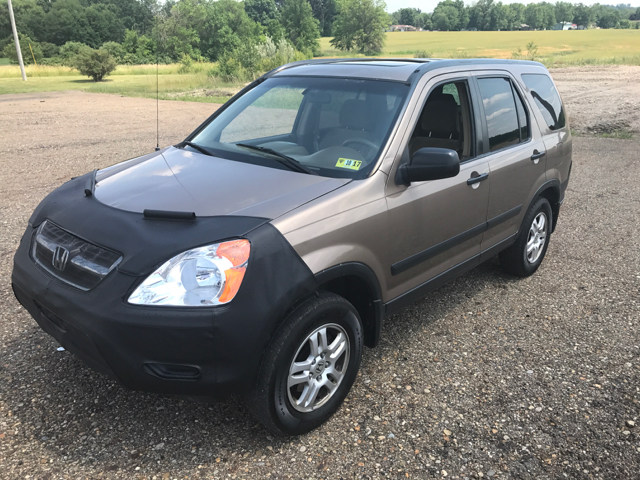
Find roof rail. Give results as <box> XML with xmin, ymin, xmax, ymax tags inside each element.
<box><xmin>262</xmin><ymin>57</ymin><xmax>431</xmax><ymax>79</ymax></box>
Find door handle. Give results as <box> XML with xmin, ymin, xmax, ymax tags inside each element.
<box><xmin>531</xmin><ymin>150</ymin><xmax>546</xmax><ymax>161</ymax></box>
<box><xmin>467</xmin><ymin>172</ymin><xmax>489</xmax><ymax>185</ymax></box>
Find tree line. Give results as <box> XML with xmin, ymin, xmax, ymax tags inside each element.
<box><xmin>391</xmin><ymin>1</ymin><xmax>640</xmax><ymax>32</ymax></box>
<box><xmin>1</xmin><ymin>0</ymin><xmax>638</xmax><ymax>71</ymax></box>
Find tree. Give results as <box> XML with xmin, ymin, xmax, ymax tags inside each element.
<box><xmin>505</xmin><ymin>3</ymin><xmax>525</xmax><ymax>30</ymax></box>
<box><xmin>572</xmin><ymin>3</ymin><xmax>593</xmax><ymax>26</ymax></box>
<box><xmin>432</xmin><ymin>5</ymin><xmax>459</xmax><ymax>30</ymax></box>
<box><xmin>416</xmin><ymin>12</ymin><xmax>432</xmax><ymax>30</ymax></box>
<box><xmin>524</xmin><ymin>3</ymin><xmax>544</xmax><ymax>29</ymax></box>
<box><xmin>468</xmin><ymin>0</ymin><xmax>494</xmax><ymax>31</ymax></box>
<box><xmin>539</xmin><ymin>2</ymin><xmax>557</xmax><ymax>29</ymax></box>
<box><xmin>44</xmin><ymin>0</ymin><xmax>94</xmax><ymax>45</ymax></box>
<box><xmin>597</xmin><ymin>8</ymin><xmax>620</xmax><ymax>28</ymax></box>
<box><xmin>1</xmin><ymin>33</ymin><xmax>43</xmax><ymax>64</ymax></box>
<box><xmin>331</xmin><ymin>0</ymin><xmax>388</xmax><ymax>54</ymax></box>
<box><xmin>555</xmin><ymin>2</ymin><xmax>574</xmax><ymax>22</ymax></box>
<box><xmin>245</xmin><ymin>0</ymin><xmax>279</xmax><ymax>26</ymax></box>
<box><xmin>74</xmin><ymin>47</ymin><xmax>117</xmax><ymax>81</ymax></box>
<box><xmin>397</xmin><ymin>7</ymin><xmax>420</xmax><ymax>26</ymax></box>
<box><xmin>309</xmin><ymin>0</ymin><xmax>337</xmax><ymax>36</ymax></box>
<box><xmin>487</xmin><ymin>2</ymin><xmax>508</xmax><ymax>30</ymax></box>
<box><xmin>0</xmin><ymin>0</ymin><xmax>46</xmax><ymax>42</ymax></box>
<box><xmin>433</xmin><ymin>0</ymin><xmax>468</xmax><ymax>30</ymax></box>
<box><xmin>281</xmin><ymin>0</ymin><xmax>321</xmax><ymax>55</ymax></box>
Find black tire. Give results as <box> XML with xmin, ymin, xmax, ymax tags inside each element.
<box><xmin>245</xmin><ymin>292</ymin><xmax>363</xmax><ymax>436</ymax></box>
<box><xmin>499</xmin><ymin>197</ymin><xmax>553</xmax><ymax>277</ymax></box>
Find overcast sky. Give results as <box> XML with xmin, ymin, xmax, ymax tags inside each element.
<box><xmin>385</xmin><ymin>0</ymin><xmax>640</xmax><ymax>14</ymax></box>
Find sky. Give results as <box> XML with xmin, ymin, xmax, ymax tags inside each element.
<box><xmin>385</xmin><ymin>0</ymin><xmax>640</xmax><ymax>14</ymax></box>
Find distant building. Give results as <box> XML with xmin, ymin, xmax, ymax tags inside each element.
<box><xmin>519</xmin><ymin>23</ymin><xmax>532</xmax><ymax>31</ymax></box>
<box><xmin>553</xmin><ymin>22</ymin><xmax>577</xmax><ymax>30</ymax></box>
<box><xmin>390</xmin><ymin>25</ymin><xmax>418</xmax><ymax>32</ymax></box>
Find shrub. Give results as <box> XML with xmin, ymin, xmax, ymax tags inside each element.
<box><xmin>59</xmin><ymin>42</ymin><xmax>92</xmax><ymax>67</ymax></box>
<box><xmin>101</xmin><ymin>42</ymin><xmax>126</xmax><ymax>64</ymax></box>
<box><xmin>413</xmin><ymin>50</ymin><xmax>432</xmax><ymax>58</ymax></box>
<box><xmin>1</xmin><ymin>34</ymin><xmax>43</xmax><ymax>65</ymax></box>
<box><xmin>512</xmin><ymin>41</ymin><xmax>539</xmax><ymax>61</ymax></box>
<box><xmin>178</xmin><ymin>53</ymin><xmax>194</xmax><ymax>73</ymax></box>
<box><xmin>40</xmin><ymin>42</ymin><xmax>60</xmax><ymax>59</ymax></box>
<box><xmin>74</xmin><ymin>48</ymin><xmax>117</xmax><ymax>81</ymax></box>
<box><xmin>214</xmin><ymin>52</ymin><xmax>243</xmax><ymax>81</ymax></box>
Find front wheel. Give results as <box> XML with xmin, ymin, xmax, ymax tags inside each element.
<box><xmin>245</xmin><ymin>292</ymin><xmax>363</xmax><ymax>436</ymax></box>
<box><xmin>499</xmin><ymin>197</ymin><xmax>552</xmax><ymax>277</ymax></box>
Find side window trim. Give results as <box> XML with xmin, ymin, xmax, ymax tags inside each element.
<box><xmin>509</xmin><ymin>79</ymin><xmax>531</xmax><ymax>143</ymax></box>
<box><xmin>471</xmin><ymin>74</ymin><xmax>532</xmax><ymax>158</ymax></box>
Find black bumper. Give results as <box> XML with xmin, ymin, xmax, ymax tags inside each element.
<box><xmin>12</xmin><ymin>174</ymin><xmax>316</xmax><ymax>397</ymax></box>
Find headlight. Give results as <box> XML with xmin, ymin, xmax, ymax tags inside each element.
<box><xmin>128</xmin><ymin>239</ymin><xmax>250</xmax><ymax>307</ymax></box>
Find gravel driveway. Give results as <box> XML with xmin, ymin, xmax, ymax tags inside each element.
<box><xmin>1</xmin><ymin>78</ymin><xmax>639</xmax><ymax>480</ymax></box>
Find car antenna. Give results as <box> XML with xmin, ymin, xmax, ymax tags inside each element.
<box><xmin>155</xmin><ymin>17</ymin><xmax>160</xmax><ymax>152</ymax></box>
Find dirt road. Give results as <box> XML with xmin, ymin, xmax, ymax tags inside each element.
<box><xmin>1</xmin><ymin>68</ymin><xmax>639</xmax><ymax>479</ymax></box>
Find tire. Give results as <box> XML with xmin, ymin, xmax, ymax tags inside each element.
<box><xmin>499</xmin><ymin>197</ymin><xmax>552</xmax><ymax>277</ymax></box>
<box><xmin>245</xmin><ymin>292</ymin><xmax>363</xmax><ymax>436</ymax></box>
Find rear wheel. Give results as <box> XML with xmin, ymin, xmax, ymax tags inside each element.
<box><xmin>246</xmin><ymin>292</ymin><xmax>363</xmax><ymax>436</ymax></box>
<box><xmin>499</xmin><ymin>197</ymin><xmax>552</xmax><ymax>277</ymax></box>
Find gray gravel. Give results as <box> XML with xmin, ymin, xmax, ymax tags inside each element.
<box><xmin>1</xmin><ymin>89</ymin><xmax>639</xmax><ymax>479</ymax></box>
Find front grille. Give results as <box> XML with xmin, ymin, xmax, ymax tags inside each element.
<box><xmin>31</xmin><ymin>220</ymin><xmax>122</xmax><ymax>291</ymax></box>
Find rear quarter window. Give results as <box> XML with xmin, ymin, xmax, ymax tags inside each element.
<box><xmin>521</xmin><ymin>74</ymin><xmax>566</xmax><ymax>131</ymax></box>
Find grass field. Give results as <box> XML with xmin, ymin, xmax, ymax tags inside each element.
<box><xmin>0</xmin><ymin>72</ymin><xmax>237</xmax><ymax>103</ymax></box>
<box><xmin>320</xmin><ymin>29</ymin><xmax>640</xmax><ymax>66</ymax></box>
<box><xmin>0</xmin><ymin>57</ymin><xmax>10</xmax><ymax>66</ymax></box>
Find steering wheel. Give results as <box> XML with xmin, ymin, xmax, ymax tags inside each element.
<box><xmin>341</xmin><ymin>138</ymin><xmax>379</xmax><ymax>151</ymax></box>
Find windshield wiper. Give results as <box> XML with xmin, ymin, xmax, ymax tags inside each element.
<box><xmin>236</xmin><ymin>143</ymin><xmax>317</xmax><ymax>175</ymax></box>
<box><xmin>180</xmin><ymin>141</ymin><xmax>216</xmax><ymax>157</ymax></box>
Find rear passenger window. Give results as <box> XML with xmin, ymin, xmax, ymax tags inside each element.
<box><xmin>521</xmin><ymin>74</ymin><xmax>566</xmax><ymax>131</ymax></box>
<box><xmin>477</xmin><ymin>78</ymin><xmax>520</xmax><ymax>152</ymax></box>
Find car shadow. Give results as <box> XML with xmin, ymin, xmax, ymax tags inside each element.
<box><xmin>1</xmin><ymin>255</ymin><xmax>519</xmax><ymax>474</ymax></box>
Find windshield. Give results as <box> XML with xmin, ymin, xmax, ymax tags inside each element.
<box><xmin>189</xmin><ymin>77</ymin><xmax>409</xmax><ymax>179</ymax></box>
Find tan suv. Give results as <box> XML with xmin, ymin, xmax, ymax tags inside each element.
<box><xmin>12</xmin><ymin>59</ymin><xmax>572</xmax><ymax>435</ymax></box>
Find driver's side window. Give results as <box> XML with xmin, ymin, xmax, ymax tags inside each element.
<box><xmin>409</xmin><ymin>81</ymin><xmax>475</xmax><ymax>161</ymax></box>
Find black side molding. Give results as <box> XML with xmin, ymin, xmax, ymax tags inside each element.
<box><xmin>143</xmin><ymin>209</ymin><xmax>196</xmax><ymax>220</ymax></box>
<box><xmin>390</xmin><ymin>204</ymin><xmax>522</xmax><ymax>276</ymax></box>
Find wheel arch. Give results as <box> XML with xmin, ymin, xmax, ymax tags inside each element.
<box><xmin>532</xmin><ymin>179</ymin><xmax>561</xmax><ymax>233</ymax></box>
<box><xmin>314</xmin><ymin>262</ymin><xmax>383</xmax><ymax>348</ymax></box>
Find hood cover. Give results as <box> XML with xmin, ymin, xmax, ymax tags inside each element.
<box><xmin>94</xmin><ymin>147</ymin><xmax>350</xmax><ymax>219</ymax></box>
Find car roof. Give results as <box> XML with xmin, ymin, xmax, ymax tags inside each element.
<box><xmin>268</xmin><ymin>58</ymin><xmax>545</xmax><ymax>83</ymax></box>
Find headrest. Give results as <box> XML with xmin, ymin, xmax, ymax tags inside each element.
<box><xmin>421</xmin><ymin>96</ymin><xmax>458</xmax><ymax>134</ymax></box>
<box><xmin>339</xmin><ymin>100</ymin><xmax>370</xmax><ymax>130</ymax></box>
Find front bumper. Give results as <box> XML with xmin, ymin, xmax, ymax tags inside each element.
<box><xmin>12</xmin><ymin>174</ymin><xmax>316</xmax><ymax>397</ymax></box>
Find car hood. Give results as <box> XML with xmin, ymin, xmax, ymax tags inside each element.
<box><xmin>94</xmin><ymin>147</ymin><xmax>350</xmax><ymax>219</ymax></box>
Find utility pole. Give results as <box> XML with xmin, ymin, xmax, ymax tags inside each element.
<box><xmin>7</xmin><ymin>0</ymin><xmax>27</xmax><ymax>81</ymax></box>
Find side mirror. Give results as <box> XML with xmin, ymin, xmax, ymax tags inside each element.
<box><xmin>396</xmin><ymin>147</ymin><xmax>460</xmax><ymax>186</ymax></box>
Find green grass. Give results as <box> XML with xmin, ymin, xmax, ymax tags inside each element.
<box><xmin>0</xmin><ymin>72</ymin><xmax>240</xmax><ymax>104</ymax></box>
<box><xmin>0</xmin><ymin>62</ymin><xmax>217</xmax><ymax>79</ymax></box>
<box><xmin>320</xmin><ymin>29</ymin><xmax>640</xmax><ymax>67</ymax></box>
<box><xmin>598</xmin><ymin>129</ymin><xmax>634</xmax><ymax>139</ymax></box>
<box><xmin>0</xmin><ymin>57</ymin><xmax>10</xmax><ymax>66</ymax></box>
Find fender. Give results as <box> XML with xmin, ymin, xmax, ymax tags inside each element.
<box><xmin>314</xmin><ymin>262</ymin><xmax>384</xmax><ymax>348</ymax></box>
<box><xmin>530</xmin><ymin>179</ymin><xmax>561</xmax><ymax>233</ymax></box>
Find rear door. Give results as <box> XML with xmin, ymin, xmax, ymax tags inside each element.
<box><xmin>470</xmin><ymin>73</ymin><xmax>548</xmax><ymax>253</ymax></box>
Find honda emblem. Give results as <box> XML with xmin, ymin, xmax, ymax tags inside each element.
<box><xmin>52</xmin><ymin>246</ymin><xmax>70</xmax><ymax>271</ymax></box>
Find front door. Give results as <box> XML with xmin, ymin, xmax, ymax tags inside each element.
<box><xmin>385</xmin><ymin>74</ymin><xmax>491</xmax><ymax>301</ymax></box>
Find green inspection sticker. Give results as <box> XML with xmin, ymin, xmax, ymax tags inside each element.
<box><xmin>335</xmin><ymin>158</ymin><xmax>362</xmax><ymax>170</ymax></box>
